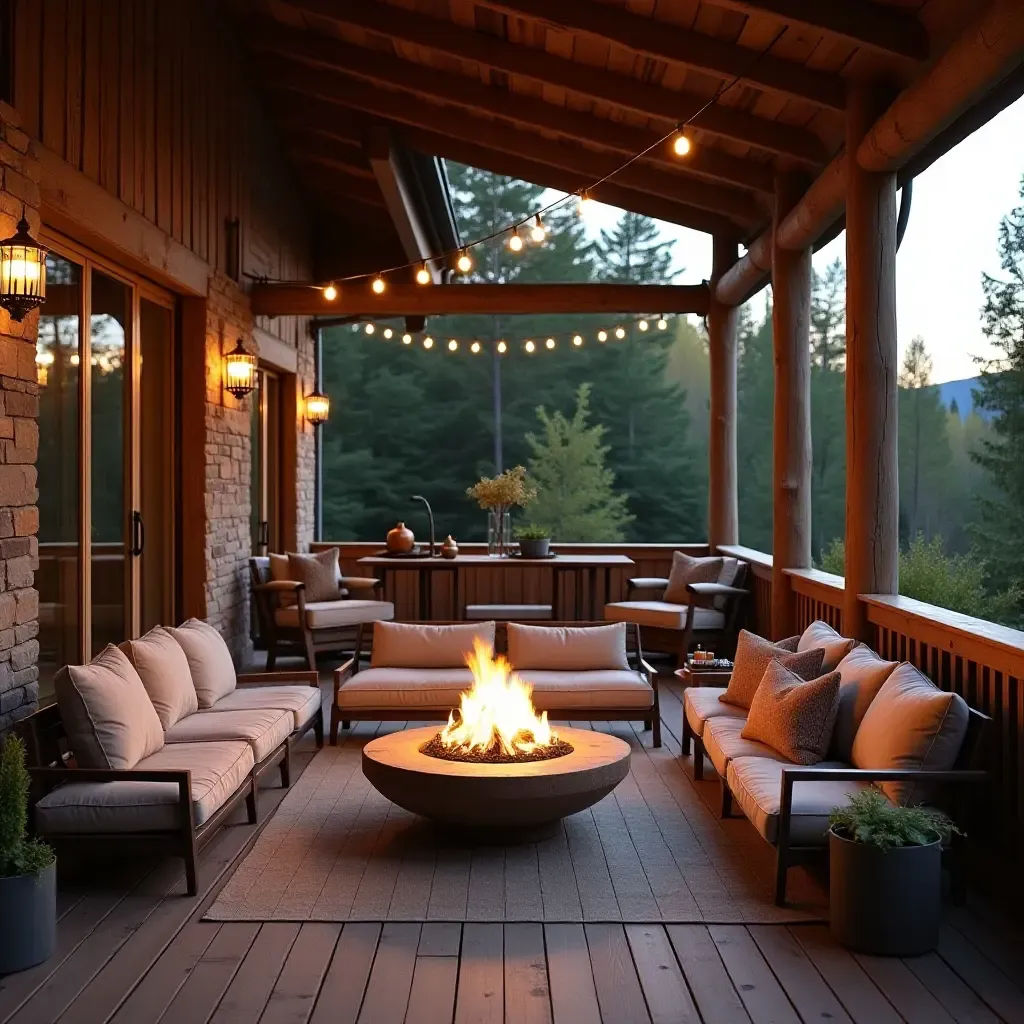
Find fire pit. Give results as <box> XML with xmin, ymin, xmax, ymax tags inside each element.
<box><xmin>361</xmin><ymin>640</ymin><xmax>630</xmax><ymax>829</ymax></box>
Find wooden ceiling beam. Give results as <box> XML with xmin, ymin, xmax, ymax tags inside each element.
<box><xmin>472</xmin><ymin>0</ymin><xmax>845</xmax><ymax>110</ymax></box>
<box><xmin>248</xmin><ymin>22</ymin><xmax>776</xmax><ymax>193</ymax></box>
<box><xmin>272</xmin><ymin>67</ymin><xmax>765</xmax><ymax>227</ymax></box>
<box><xmin>292</xmin><ymin>156</ymin><xmax>387</xmax><ymax>206</ymax></box>
<box><xmin>278</xmin><ymin>0</ymin><xmax>829</xmax><ymax>165</ymax></box>
<box><xmin>251</xmin><ymin>282</ymin><xmax>710</xmax><ymax>317</ymax></box>
<box><xmin>705</xmin><ymin>0</ymin><xmax>929</xmax><ymax>61</ymax></box>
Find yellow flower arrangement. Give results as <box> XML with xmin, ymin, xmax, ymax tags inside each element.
<box><xmin>466</xmin><ymin>465</ymin><xmax>537</xmax><ymax>511</ymax></box>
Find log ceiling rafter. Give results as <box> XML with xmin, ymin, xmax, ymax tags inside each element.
<box><xmin>251</xmin><ymin>282</ymin><xmax>710</xmax><ymax>318</ymax></box>
<box><xmin>247</xmin><ymin>22</ymin><xmax>777</xmax><ymax>194</ymax></box>
<box><xmin>271</xmin><ymin>64</ymin><xmax>766</xmax><ymax>229</ymax></box>
<box><xmin>472</xmin><ymin>0</ymin><xmax>847</xmax><ymax>110</ymax></box>
<box><xmin>278</xmin><ymin>0</ymin><xmax>830</xmax><ymax>166</ymax></box>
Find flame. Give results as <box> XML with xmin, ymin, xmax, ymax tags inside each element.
<box><xmin>439</xmin><ymin>639</ymin><xmax>557</xmax><ymax>757</ymax></box>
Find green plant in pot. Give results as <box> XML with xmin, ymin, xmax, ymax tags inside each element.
<box><xmin>828</xmin><ymin>788</ymin><xmax>960</xmax><ymax>956</ymax></box>
<box><xmin>515</xmin><ymin>523</ymin><xmax>552</xmax><ymax>559</ymax></box>
<box><xmin>0</xmin><ymin>735</ymin><xmax>56</xmax><ymax>973</ymax></box>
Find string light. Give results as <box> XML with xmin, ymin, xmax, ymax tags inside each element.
<box><xmin>672</xmin><ymin>130</ymin><xmax>692</xmax><ymax>157</ymax></box>
<box><xmin>497</xmin><ymin>340</ymin><xmax>507</xmax><ymax>354</ymax></box>
<box><xmin>530</xmin><ymin>214</ymin><xmax>546</xmax><ymax>243</ymax></box>
<box><xmin>638</xmin><ymin>319</ymin><xmax>649</xmax><ymax>331</ymax></box>
<box><xmin>573</xmin><ymin>335</ymin><xmax>583</xmax><ymax>347</ymax></box>
<box><xmin>456</xmin><ymin>249</ymin><xmax>473</xmax><ymax>273</ymax></box>
<box><xmin>372</xmin><ymin>275</ymin><xmax>386</xmax><ymax>294</ymax></box>
<box><xmin>322</xmin><ymin>283</ymin><xmax>338</xmax><ymax>301</ymax></box>
<box><xmin>657</xmin><ymin>317</ymin><xmax>668</xmax><ymax>330</ymax></box>
<box><xmin>402</xmin><ymin>333</ymin><xmax>412</xmax><ymax>345</ymax></box>
<box><xmin>508</xmin><ymin>227</ymin><xmax>523</xmax><ymax>252</ymax></box>
<box><xmin>365</xmin><ymin>323</ymin><xmax>375</xmax><ymax>335</ymax></box>
<box><xmin>471</xmin><ymin>341</ymin><xmax>481</xmax><ymax>353</ymax></box>
<box><xmin>577</xmin><ymin>190</ymin><xmax>594</xmax><ymax>219</ymax></box>
<box><xmin>598</xmin><ymin>330</ymin><xmax>608</xmax><ymax>342</ymax></box>
<box><xmin>615</xmin><ymin>326</ymin><xmax>626</xmax><ymax>339</ymax></box>
<box><xmin>416</xmin><ymin>262</ymin><xmax>431</xmax><ymax>285</ymax></box>
<box><xmin>525</xmin><ymin>340</ymin><xmax>536</xmax><ymax>353</ymax></box>
<box><xmin>545</xmin><ymin>338</ymin><xmax>555</xmax><ymax>350</ymax></box>
<box><xmin>423</xmin><ymin>336</ymin><xmax>434</xmax><ymax>349</ymax></box>
<box><xmin>383</xmin><ymin>327</ymin><xmax>393</xmax><ymax>339</ymax></box>
<box><xmin>448</xmin><ymin>339</ymin><xmax>458</xmax><ymax>351</ymax></box>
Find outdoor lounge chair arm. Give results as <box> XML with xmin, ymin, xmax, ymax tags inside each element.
<box><xmin>237</xmin><ymin>670</ymin><xmax>319</xmax><ymax>687</ymax></box>
<box><xmin>334</xmin><ymin>656</ymin><xmax>357</xmax><ymax>700</ymax></box>
<box><xmin>627</xmin><ymin>577</ymin><xmax>668</xmax><ymax>597</ymax></box>
<box><xmin>29</xmin><ymin>766</ymin><xmax>193</xmax><ymax>784</ymax></box>
<box><xmin>254</xmin><ymin>580</ymin><xmax>304</xmax><ymax>593</ymax></box>
<box><xmin>340</xmin><ymin>576</ymin><xmax>383</xmax><ymax>591</ymax></box>
<box><xmin>686</xmin><ymin>582</ymin><xmax>749</xmax><ymax>598</ymax></box>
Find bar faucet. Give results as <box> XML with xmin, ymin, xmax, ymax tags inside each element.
<box><xmin>410</xmin><ymin>495</ymin><xmax>436</xmax><ymax>557</ymax></box>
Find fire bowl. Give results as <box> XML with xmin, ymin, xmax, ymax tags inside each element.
<box><xmin>362</xmin><ymin>726</ymin><xmax>630</xmax><ymax>829</ymax></box>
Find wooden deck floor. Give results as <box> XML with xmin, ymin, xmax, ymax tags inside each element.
<box><xmin>2</xmin><ymin>673</ymin><xmax>1023</xmax><ymax>1024</ymax></box>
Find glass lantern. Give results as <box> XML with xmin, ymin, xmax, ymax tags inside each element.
<box><xmin>0</xmin><ymin>214</ymin><xmax>47</xmax><ymax>322</ymax></box>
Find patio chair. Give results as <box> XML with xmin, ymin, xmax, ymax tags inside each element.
<box><xmin>249</xmin><ymin>556</ymin><xmax>394</xmax><ymax>670</ymax></box>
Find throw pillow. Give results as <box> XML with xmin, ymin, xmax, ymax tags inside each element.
<box><xmin>54</xmin><ymin>645</ymin><xmax>164</xmax><ymax>769</ymax></box>
<box><xmin>719</xmin><ymin>629</ymin><xmax>824</xmax><ymax>710</ymax></box>
<box><xmin>798</xmin><ymin>620</ymin><xmax>857</xmax><ymax>672</ymax></box>
<box><xmin>828</xmin><ymin>645</ymin><xmax>898</xmax><ymax>760</ymax></box>
<box><xmin>663</xmin><ymin>551</ymin><xmax>724</xmax><ymax>604</ymax></box>
<box><xmin>167</xmin><ymin>618</ymin><xmax>238</xmax><ymax>708</ymax></box>
<box><xmin>287</xmin><ymin>548</ymin><xmax>341</xmax><ymax>603</ymax></box>
<box><xmin>741</xmin><ymin>660</ymin><xmax>841</xmax><ymax>765</ymax></box>
<box><xmin>120</xmin><ymin>626</ymin><xmax>198</xmax><ymax>729</ymax></box>
<box><xmin>269</xmin><ymin>553</ymin><xmax>298</xmax><ymax>607</ymax></box>
<box><xmin>851</xmin><ymin>662</ymin><xmax>969</xmax><ymax>805</ymax></box>
<box><xmin>507</xmin><ymin>622</ymin><xmax>629</xmax><ymax>671</ymax></box>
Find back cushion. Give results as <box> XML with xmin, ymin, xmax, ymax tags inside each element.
<box><xmin>719</xmin><ymin>629</ymin><xmax>823</xmax><ymax>710</ymax></box>
<box><xmin>54</xmin><ymin>645</ymin><xmax>164</xmax><ymax>769</ymax></box>
<box><xmin>371</xmin><ymin>620</ymin><xmax>496</xmax><ymax>668</ymax></box>
<box><xmin>829</xmin><ymin>645</ymin><xmax>898</xmax><ymax>760</ymax></box>
<box><xmin>269</xmin><ymin>553</ymin><xmax>297</xmax><ymax>607</ymax></box>
<box><xmin>798</xmin><ymin>620</ymin><xmax>857</xmax><ymax>672</ymax></box>
<box><xmin>120</xmin><ymin>627</ymin><xmax>198</xmax><ymax>730</ymax></box>
<box><xmin>851</xmin><ymin>662</ymin><xmax>970</xmax><ymax>805</ymax></box>
<box><xmin>167</xmin><ymin>619</ymin><xmax>237</xmax><ymax>708</ymax></box>
<box><xmin>287</xmin><ymin>548</ymin><xmax>341</xmax><ymax>603</ymax></box>
<box><xmin>507</xmin><ymin>622</ymin><xmax>629</xmax><ymax>671</ymax></box>
<box><xmin>663</xmin><ymin>551</ymin><xmax>724</xmax><ymax>604</ymax></box>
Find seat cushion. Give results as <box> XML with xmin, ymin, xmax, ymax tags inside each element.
<box><xmin>604</xmin><ymin>601</ymin><xmax>725</xmax><ymax>631</ymax></box>
<box><xmin>34</xmin><ymin>740</ymin><xmax>254</xmax><ymax>834</ymax></box>
<box><xmin>726</xmin><ymin>756</ymin><xmax>878</xmax><ymax>846</ymax></box>
<box><xmin>370</xmin><ymin>621</ymin><xmax>496</xmax><ymax>669</ymax></box>
<box><xmin>798</xmin><ymin>620</ymin><xmax>857</xmax><ymax>673</ymax></box>
<box><xmin>54</xmin><ymin>645</ymin><xmax>165</xmax><ymax>770</ymax></box>
<box><xmin>209</xmin><ymin>685</ymin><xmax>321</xmax><ymax>732</ymax></box>
<box><xmin>518</xmin><ymin>670</ymin><xmax>654</xmax><ymax>711</ymax></box>
<box><xmin>830</xmin><ymin>645</ymin><xmax>898</xmax><ymax>760</ymax></box>
<box><xmin>275</xmin><ymin>599</ymin><xmax>395</xmax><ymax>630</ymax></box>
<box><xmin>703</xmin><ymin>717</ymin><xmax>785</xmax><ymax>778</ymax></box>
<box><xmin>167</xmin><ymin>619</ymin><xmax>237</xmax><ymax>709</ymax></box>
<box><xmin>684</xmin><ymin>687</ymin><xmax>746</xmax><ymax>737</ymax></box>
<box><xmin>336</xmin><ymin>668</ymin><xmax>476</xmax><ymax>711</ymax></box>
<box><xmin>120</xmin><ymin>626</ymin><xmax>198</xmax><ymax>730</ymax></box>
<box><xmin>719</xmin><ymin>630</ymin><xmax>822</xmax><ymax>710</ymax></box>
<box><xmin>663</xmin><ymin>551</ymin><xmax>723</xmax><ymax>604</ymax></box>
<box><xmin>507</xmin><ymin>622</ymin><xmax>629</xmax><ymax>671</ymax></box>
<box><xmin>164</xmin><ymin>708</ymin><xmax>293</xmax><ymax>761</ymax></box>
<box><xmin>851</xmin><ymin>663</ymin><xmax>969</xmax><ymax>805</ymax></box>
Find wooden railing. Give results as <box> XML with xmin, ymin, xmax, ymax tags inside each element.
<box><xmin>718</xmin><ymin>545</ymin><xmax>772</xmax><ymax>637</ymax></box>
<box><xmin>785</xmin><ymin>568</ymin><xmax>845</xmax><ymax>632</ymax></box>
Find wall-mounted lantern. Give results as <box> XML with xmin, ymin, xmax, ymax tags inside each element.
<box><xmin>304</xmin><ymin>390</ymin><xmax>330</xmax><ymax>425</ymax></box>
<box><xmin>223</xmin><ymin>339</ymin><xmax>257</xmax><ymax>400</ymax></box>
<box><xmin>0</xmin><ymin>213</ymin><xmax>47</xmax><ymax>322</ymax></box>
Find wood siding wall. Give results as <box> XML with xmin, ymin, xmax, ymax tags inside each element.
<box><xmin>13</xmin><ymin>0</ymin><xmax>312</xmax><ymax>342</ymax></box>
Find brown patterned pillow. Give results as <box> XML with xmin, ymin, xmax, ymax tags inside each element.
<box><xmin>742</xmin><ymin>660</ymin><xmax>841</xmax><ymax>765</ymax></box>
<box><xmin>287</xmin><ymin>548</ymin><xmax>341</xmax><ymax>603</ymax></box>
<box><xmin>663</xmin><ymin>551</ymin><xmax>724</xmax><ymax>604</ymax></box>
<box><xmin>719</xmin><ymin>629</ymin><xmax>824</xmax><ymax>710</ymax></box>
<box><xmin>798</xmin><ymin>620</ymin><xmax>857</xmax><ymax>672</ymax></box>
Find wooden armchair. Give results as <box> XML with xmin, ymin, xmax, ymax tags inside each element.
<box><xmin>249</xmin><ymin>556</ymin><xmax>394</xmax><ymax>670</ymax></box>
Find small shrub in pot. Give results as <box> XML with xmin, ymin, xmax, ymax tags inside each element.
<box><xmin>515</xmin><ymin>524</ymin><xmax>552</xmax><ymax>558</ymax></box>
<box><xmin>828</xmin><ymin>789</ymin><xmax>959</xmax><ymax>956</ymax></box>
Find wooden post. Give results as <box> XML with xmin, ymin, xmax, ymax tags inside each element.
<box><xmin>845</xmin><ymin>83</ymin><xmax>899</xmax><ymax>640</ymax></box>
<box><xmin>708</xmin><ymin>235</ymin><xmax>739</xmax><ymax>551</ymax></box>
<box><xmin>771</xmin><ymin>174</ymin><xmax>813</xmax><ymax>640</ymax></box>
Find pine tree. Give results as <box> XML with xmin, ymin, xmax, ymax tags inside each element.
<box><xmin>525</xmin><ymin>384</ymin><xmax>633</xmax><ymax>541</ymax></box>
<box><xmin>811</xmin><ymin>258</ymin><xmax>846</xmax><ymax>370</ymax></box>
<box><xmin>736</xmin><ymin>304</ymin><xmax>774</xmax><ymax>551</ymax></box>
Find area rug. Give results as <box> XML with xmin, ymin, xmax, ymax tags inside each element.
<box><xmin>205</xmin><ymin>723</ymin><xmax>826</xmax><ymax>924</ymax></box>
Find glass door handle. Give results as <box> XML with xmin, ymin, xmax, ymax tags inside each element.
<box><xmin>258</xmin><ymin>520</ymin><xmax>270</xmax><ymax>553</ymax></box>
<box><xmin>131</xmin><ymin>510</ymin><xmax>145</xmax><ymax>557</ymax></box>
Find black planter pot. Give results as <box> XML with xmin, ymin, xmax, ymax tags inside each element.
<box><xmin>829</xmin><ymin>828</ymin><xmax>941</xmax><ymax>956</ymax></box>
<box><xmin>0</xmin><ymin>859</ymin><xmax>56</xmax><ymax>973</ymax></box>
<box><xmin>518</xmin><ymin>537</ymin><xmax>551</xmax><ymax>558</ymax></box>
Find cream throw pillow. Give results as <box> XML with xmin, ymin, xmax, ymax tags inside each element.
<box><xmin>371</xmin><ymin>620</ymin><xmax>497</xmax><ymax>669</ymax></box>
<box><xmin>741</xmin><ymin>660</ymin><xmax>841</xmax><ymax>765</ymax></box>
<box><xmin>829</xmin><ymin>645</ymin><xmax>898</xmax><ymax>760</ymax></box>
<box><xmin>167</xmin><ymin>619</ymin><xmax>238</xmax><ymax>709</ymax></box>
<box><xmin>798</xmin><ymin>620</ymin><xmax>857</xmax><ymax>672</ymax></box>
<box><xmin>719</xmin><ymin>629</ymin><xmax>823</xmax><ymax>710</ymax></box>
<box><xmin>54</xmin><ymin>645</ymin><xmax>164</xmax><ymax>769</ymax></box>
<box><xmin>120</xmin><ymin>627</ymin><xmax>198</xmax><ymax>730</ymax></box>
<box><xmin>287</xmin><ymin>549</ymin><xmax>341</xmax><ymax>603</ymax></box>
<box><xmin>851</xmin><ymin>663</ymin><xmax>969</xmax><ymax>805</ymax></box>
<box><xmin>663</xmin><ymin>551</ymin><xmax>724</xmax><ymax>604</ymax></box>
<box><xmin>507</xmin><ymin>622</ymin><xmax>629</xmax><ymax>671</ymax></box>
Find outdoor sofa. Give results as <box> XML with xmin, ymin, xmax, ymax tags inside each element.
<box><xmin>331</xmin><ymin>619</ymin><xmax>660</xmax><ymax>746</ymax></box>
<box><xmin>681</xmin><ymin>620</ymin><xmax>991</xmax><ymax>904</ymax></box>
<box><xmin>19</xmin><ymin>619</ymin><xmax>324</xmax><ymax>896</ymax></box>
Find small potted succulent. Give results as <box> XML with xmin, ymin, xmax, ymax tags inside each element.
<box><xmin>828</xmin><ymin>788</ymin><xmax>959</xmax><ymax>956</ymax></box>
<box><xmin>0</xmin><ymin>735</ymin><xmax>56</xmax><ymax>973</ymax></box>
<box><xmin>515</xmin><ymin>524</ymin><xmax>552</xmax><ymax>559</ymax></box>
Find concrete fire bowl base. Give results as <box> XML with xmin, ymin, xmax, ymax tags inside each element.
<box><xmin>361</xmin><ymin>726</ymin><xmax>631</xmax><ymax>831</ymax></box>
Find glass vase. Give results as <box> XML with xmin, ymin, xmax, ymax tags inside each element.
<box><xmin>487</xmin><ymin>509</ymin><xmax>512</xmax><ymax>557</ymax></box>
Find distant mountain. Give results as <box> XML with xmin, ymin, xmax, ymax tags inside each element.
<box><xmin>937</xmin><ymin>376</ymin><xmax>994</xmax><ymax>421</ymax></box>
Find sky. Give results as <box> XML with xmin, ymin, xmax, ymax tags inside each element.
<box><xmin>552</xmin><ymin>93</ymin><xmax>1024</xmax><ymax>385</ymax></box>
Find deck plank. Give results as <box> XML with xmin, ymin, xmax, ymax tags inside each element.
<box><xmin>260</xmin><ymin>923</ymin><xmax>341</xmax><ymax>1024</ymax></box>
<box><xmin>356</xmin><ymin>922</ymin><xmax>420</xmax><ymax>1023</ymax></box>
<box><xmin>209</xmin><ymin>923</ymin><xmax>301</xmax><ymax>1023</ymax></box>
<box><xmin>455</xmin><ymin>923</ymin><xmax>504</xmax><ymax>1024</ymax></box>
<box><xmin>585</xmin><ymin>924</ymin><xmax>651</xmax><ymax>1024</ymax></box>
<box><xmin>308</xmin><ymin>922</ymin><xmax>380</xmax><ymax>1024</ymax></box>
<box><xmin>854</xmin><ymin>950</ymin><xmax>958</xmax><ymax>1024</ymax></box>
<box><xmin>626</xmin><ymin>924</ymin><xmax>701</xmax><ymax>1024</ymax></box>
<box><xmin>707</xmin><ymin>926</ymin><xmax>800</xmax><ymax>1024</ymax></box>
<box><xmin>417</xmin><ymin>922</ymin><xmax>462</xmax><ymax>957</ymax></box>
<box><xmin>405</xmin><ymin>956</ymin><xmax>459</xmax><ymax>1024</ymax></box>
<box><xmin>903</xmin><ymin>952</ymin><xmax>1001</xmax><ymax>1024</ymax></box>
<box><xmin>544</xmin><ymin>924</ymin><xmax>602</xmax><ymax>1024</ymax></box>
<box><xmin>937</xmin><ymin>924</ymin><xmax>1024</xmax><ymax>1024</ymax></box>
<box><xmin>503</xmin><ymin>923</ymin><xmax>552</xmax><ymax>1024</ymax></box>
<box><xmin>667</xmin><ymin>925</ymin><xmax>751</xmax><ymax>1024</ymax></box>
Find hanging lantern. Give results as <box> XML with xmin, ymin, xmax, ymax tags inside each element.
<box><xmin>304</xmin><ymin>390</ymin><xmax>330</xmax><ymax>425</ymax></box>
<box><xmin>0</xmin><ymin>213</ymin><xmax>47</xmax><ymax>322</ymax></box>
<box><xmin>223</xmin><ymin>339</ymin><xmax>257</xmax><ymax>399</ymax></box>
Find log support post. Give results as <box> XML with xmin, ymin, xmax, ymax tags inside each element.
<box><xmin>771</xmin><ymin>174</ymin><xmax>813</xmax><ymax>640</ymax></box>
<box><xmin>708</xmin><ymin>235</ymin><xmax>739</xmax><ymax>551</ymax></box>
<box><xmin>844</xmin><ymin>83</ymin><xmax>899</xmax><ymax>640</ymax></box>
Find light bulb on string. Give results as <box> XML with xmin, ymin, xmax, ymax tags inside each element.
<box><xmin>577</xmin><ymin>190</ymin><xmax>594</xmax><ymax>219</ymax></box>
<box><xmin>322</xmin><ymin>283</ymin><xmax>338</xmax><ymax>301</ymax></box>
<box><xmin>507</xmin><ymin>227</ymin><xmax>523</xmax><ymax>252</ymax></box>
<box><xmin>456</xmin><ymin>249</ymin><xmax>473</xmax><ymax>273</ymax></box>
<box><xmin>402</xmin><ymin>333</ymin><xmax>412</xmax><ymax>345</ymax></box>
<box><xmin>416</xmin><ymin>262</ymin><xmax>431</xmax><ymax>285</ymax></box>
<box><xmin>470</xmin><ymin>341</ymin><xmax>481</xmax><ymax>354</ymax></box>
<box><xmin>497</xmin><ymin>340</ymin><xmax>507</xmax><ymax>354</ymax></box>
<box><xmin>365</xmin><ymin>323</ymin><xmax>375</xmax><ymax>335</ymax></box>
<box><xmin>448</xmin><ymin>339</ymin><xmax>458</xmax><ymax>352</ymax></box>
<box><xmin>572</xmin><ymin>335</ymin><xmax>583</xmax><ymax>347</ymax></box>
<box><xmin>597</xmin><ymin>330</ymin><xmax>608</xmax><ymax>342</ymax></box>
<box><xmin>657</xmin><ymin>317</ymin><xmax>668</xmax><ymax>330</ymax></box>
<box><xmin>638</xmin><ymin>319</ymin><xmax>649</xmax><ymax>332</ymax></box>
<box><xmin>615</xmin><ymin>326</ymin><xmax>626</xmax><ymax>339</ymax></box>
<box><xmin>372</xmin><ymin>275</ymin><xmax>386</xmax><ymax>294</ymax></box>
<box><xmin>672</xmin><ymin>130</ymin><xmax>691</xmax><ymax>157</ymax></box>
<box><xmin>383</xmin><ymin>327</ymin><xmax>393</xmax><ymax>339</ymax></box>
<box><xmin>525</xmin><ymin>339</ymin><xmax>536</xmax><ymax>353</ymax></box>
<box><xmin>530</xmin><ymin>214</ymin><xmax>546</xmax><ymax>243</ymax></box>
<box><xmin>545</xmin><ymin>338</ymin><xmax>555</xmax><ymax>350</ymax></box>
<box><xmin>423</xmin><ymin>336</ymin><xmax>434</xmax><ymax>349</ymax></box>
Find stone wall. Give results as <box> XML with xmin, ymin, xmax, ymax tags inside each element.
<box><xmin>0</xmin><ymin>102</ymin><xmax>40</xmax><ymax>733</ymax></box>
<box><xmin>295</xmin><ymin>322</ymin><xmax>317</xmax><ymax>552</ymax></box>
